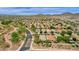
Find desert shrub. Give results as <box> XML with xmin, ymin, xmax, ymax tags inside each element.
<box><xmin>67</xmin><ymin>26</ymin><xmax>73</xmax><ymax>30</ymax></box>
<box><xmin>50</xmin><ymin>26</ymin><xmax>55</xmax><ymax>29</ymax></box>
<box><xmin>66</xmin><ymin>30</ymin><xmax>72</xmax><ymax>36</ymax></box>
<box><xmin>0</xmin><ymin>36</ymin><xmax>4</xmax><ymax>43</ymax></box>
<box><xmin>11</xmin><ymin>32</ymin><xmax>20</xmax><ymax>43</ymax></box>
<box><xmin>51</xmin><ymin>31</ymin><xmax>54</xmax><ymax>35</ymax></box>
<box><xmin>18</xmin><ymin>26</ymin><xmax>26</xmax><ymax>34</ymax></box>
<box><xmin>57</xmin><ymin>35</ymin><xmax>63</xmax><ymax>42</ymax></box>
<box><xmin>44</xmin><ymin>40</ymin><xmax>51</xmax><ymax>43</ymax></box>
<box><xmin>34</xmin><ymin>34</ymin><xmax>41</xmax><ymax>44</ymax></box>
<box><xmin>43</xmin><ymin>40</ymin><xmax>52</xmax><ymax>47</ymax></box>
<box><xmin>45</xmin><ymin>43</ymin><xmax>52</xmax><ymax>47</ymax></box>
<box><xmin>61</xmin><ymin>30</ymin><xmax>66</xmax><ymax>36</ymax></box>
<box><xmin>18</xmin><ymin>21</ymin><xmax>25</xmax><ymax>26</ymax></box>
<box><xmin>31</xmin><ymin>24</ymin><xmax>36</xmax><ymax>32</ymax></box>
<box><xmin>1</xmin><ymin>20</ymin><xmax>12</xmax><ymax>25</ymax></box>
<box><xmin>57</xmin><ymin>35</ymin><xmax>70</xmax><ymax>43</ymax></box>
<box><xmin>34</xmin><ymin>39</ymin><xmax>41</xmax><ymax>44</ymax></box>
<box><xmin>77</xmin><ymin>32</ymin><xmax>79</xmax><ymax>35</ymax></box>
<box><xmin>63</xmin><ymin>35</ymin><xmax>70</xmax><ymax>43</ymax></box>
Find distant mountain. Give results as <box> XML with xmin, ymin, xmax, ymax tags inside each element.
<box><xmin>62</xmin><ymin>12</ymin><xmax>73</xmax><ymax>15</ymax></box>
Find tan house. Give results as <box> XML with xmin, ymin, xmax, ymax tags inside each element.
<box><xmin>56</xmin><ymin>23</ymin><xmax>62</xmax><ymax>33</ymax></box>
<box><xmin>46</xmin><ymin>34</ymin><xmax>56</xmax><ymax>41</ymax></box>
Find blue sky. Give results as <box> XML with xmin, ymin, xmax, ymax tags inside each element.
<box><xmin>0</xmin><ymin>7</ymin><xmax>79</xmax><ymax>15</ymax></box>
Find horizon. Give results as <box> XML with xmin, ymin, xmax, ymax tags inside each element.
<box><xmin>0</xmin><ymin>7</ymin><xmax>79</xmax><ymax>15</ymax></box>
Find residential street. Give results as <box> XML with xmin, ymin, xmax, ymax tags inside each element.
<box><xmin>19</xmin><ymin>30</ymin><xmax>32</xmax><ymax>51</ymax></box>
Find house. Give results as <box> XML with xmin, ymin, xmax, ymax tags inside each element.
<box><xmin>47</xmin><ymin>29</ymin><xmax>51</xmax><ymax>34</ymax></box>
<box><xmin>39</xmin><ymin>35</ymin><xmax>46</xmax><ymax>41</ymax></box>
<box><xmin>56</xmin><ymin>23</ymin><xmax>62</xmax><ymax>33</ymax></box>
<box><xmin>46</xmin><ymin>34</ymin><xmax>56</xmax><ymax>41</ymax></box>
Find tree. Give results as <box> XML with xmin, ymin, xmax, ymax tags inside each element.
<box><xmin>63</xmin><ymin>35</ymin><xmax>70</xmax><ymax>43</ymax></box>
<box><xmin>57</xmin><ymin>35</ymin><xmax>63</xmax><ymax>42</ymax></box>
<box><xmin>1</xmin><ymin>20</ymin><xmax>12</xmax><ymax>25</ymax></box>
<box><xmin>18</xmin><ymin>26</ymin><xmax>26</xmax><ymax>34</ymax></box>
<box><xmin>56</xmin><ymin>35</ymin><xmax>70</xmax><ymax>43</ymax></box>
<box><xmin>67</xmin><ymin>26</ymin><xmax>73</xmax><ymax>30</ymax></box>
<box><xmin>51</xmin><ymin>31</ymin><xmax>54</xmax><ymax>35</ymax></box>
<box><xmin>18</xmin><ymin>21</ymin><xmax>25</xmax><ymax>26</ymax></box>
<box><xmin>0</xmin><ymin>36</ymin><xmax>5</xmax><ymax>44</ymax></box>
<box><xmin>77</xmin><ymin>32</ymin><xmax>79</xmax><ymax>36</ymax></box>
<box><xmin>34</xmin><ymin>39</ymin><xmax>41</xmax><ymax>44</ymax></box>
<box><xmin>11</xmin><ymin>32</ymin><xmax>20</xmax><ymax>43</ymax></box>
<box><xmin>34</xmin><ymin>34</ymin><xmax>41</xmax><ymax>44</ymax></box>
<box><xmin>50</xmin><ymin>26</ymin><xmax>55</xmax><ymax>29</ymax></box>
<box><xmin>66</xmin><ymin>30</ymin><xmax>72</xmax><ymax>36</ymax></box>
<box><xmin>31</xmin><ymin>24</ymin><xmax>36</xmax><ymax>32</ymax></box>
<box><xmin>61</xmin><ymin>30</ymin><xmax>66</xmax><ymax>36</ymax></box>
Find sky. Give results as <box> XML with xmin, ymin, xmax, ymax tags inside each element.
<box><xmin>0</xmin><ymin>7</ymin><xmax>79</xmax><ymax>15</ymax></box>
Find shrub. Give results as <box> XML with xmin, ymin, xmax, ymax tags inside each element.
<box><xmin>44</xmin><ymin>40</ymin><xmax>51</xmax><ymax>43</ymax></box>
<box><xmin>43</xmin><ymin>40</ymin><xmax>52</xmax><ymax>47</ymax></box>
<box><xmin>77</xmin><ymin>32</ymin><xmax>79</xmax><ymax>35</ymax></box>
<box><xmin>66</xmin><ymin>30</ymin><xmax>72</xmax><ymax>36</ymax></box>
<box><xmin>0</xmin><ymin>36</ymin><xmax>4</xmax><ymax>43</ymax></box>
<box><xmin>72</xmin><ymin>44</ymin><xmax>78</xmax><ymax>48</ymax></box>
<box><xmin>1</xmin><ymin>20</ymin><xmax>12</xmax><ymax>25</ymax></box>
<box><xmin>57</xmin><ymin>35</ymin><xmax>63</xmax><ymax>42</ymax></box>
<box><xmin>45</xmin><ymin>43</ymin><xmax>52</xmax><ymax>47</ymax></box>
<box><xmin>63</xmin><ymin>35</ymin><xmax>70</xmax><ymax>43</ymax></box>
<box><xmin>50</xmin><ymin>26</ymin><xmax>55</xmax><ymax>29</ymax></box>
<box><xmin>34</xmin><ymin>39</ymin><xmax>41</xmax><ymax>44</ymax></box>
<box><xmin>31</xmin><ymin>24</ymin><xmax>36</xmax><ymax>32</ymax></box>
<box><xmin>67</xmin><ymin>26</ymin><xmax>73</xmax><ymax>30</ymax></box>
<box><xmin>18</xmin><ymin>26</ymin><xmax>26</xmax><ymax>33</ymax></box>
<box><xmin>11</xmin><ymin>32</ymin><xmax>20</xmax><ymax>43</ymax></box>
<box><xmin>61</xmin><ymin>30</ymin><xmax>66</xmax><ymax>36</ymax></box>
<box><xmin>57</xmin><ymin>35</ymin><xmax>70</xmax><ymax>43</ymax></box>
<box><xmin>51</xmin><ymin>31</ymin><xmax>54</xmax><ymax>35</ymax></box>
<box><xmin>18</xmin><ymin>21</ymin><xmax>25</xmax><ymax>26</ymax></box>
<box><xmin>34</xmin><ymin>34</ymin><xmax>41</xmax><ymax>44</ymax></box>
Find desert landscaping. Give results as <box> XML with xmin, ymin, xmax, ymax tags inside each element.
<box><xmin>0</xmin><ymin>18</ymin><xmax>27</xmax><ymax>50</ymax></box>
<box><xmin>0</xmin><ymin>13</ymin><xmax>79</xmax><ymax>50</ymax></box>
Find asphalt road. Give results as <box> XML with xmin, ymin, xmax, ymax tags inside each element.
<box><xmin>19</xmin><ymin>31</ymin><xmax>32</xmax><ymax>51</ymax></box>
